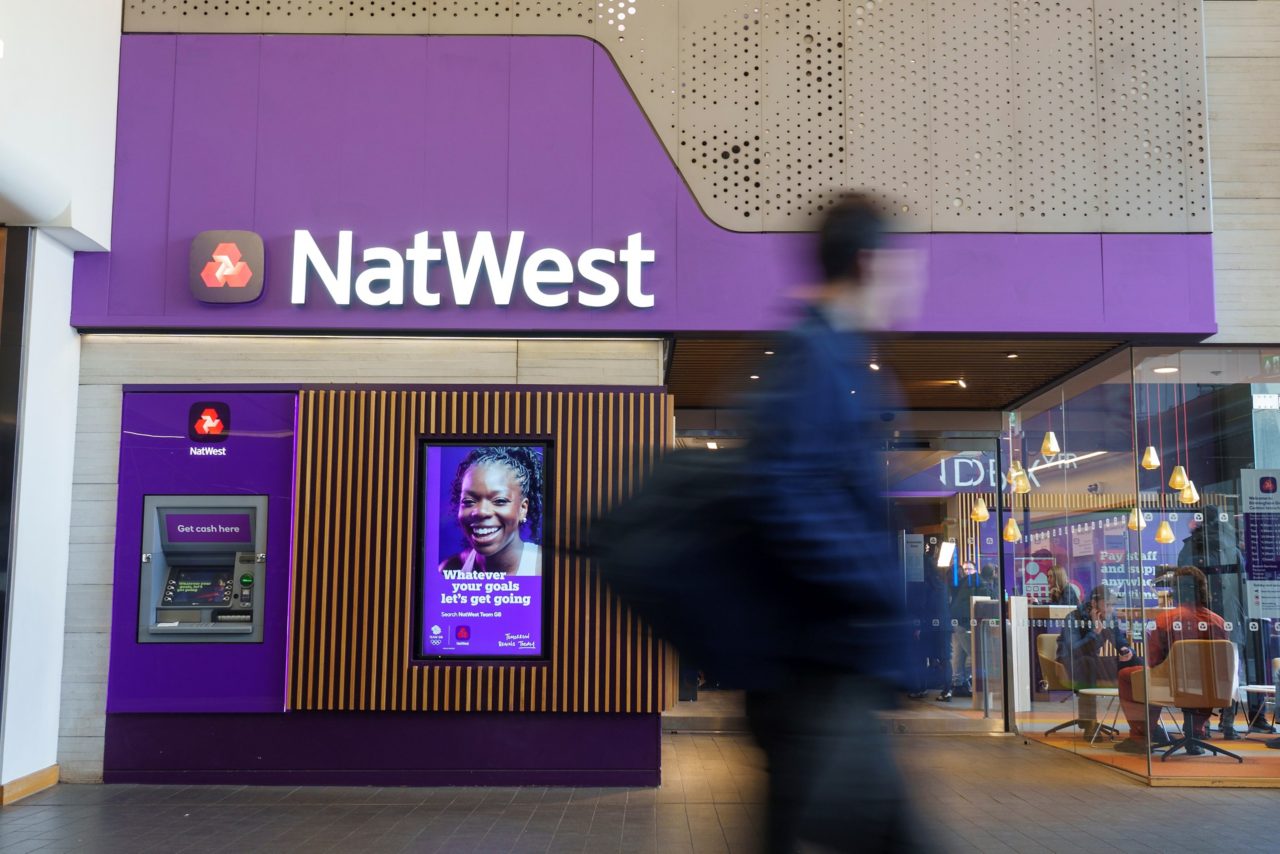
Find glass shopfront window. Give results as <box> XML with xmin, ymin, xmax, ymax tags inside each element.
<box><xmin>1007</xmin><ymin>347</ymin><xmax>1280</xmax><ymax>783</ymax></box>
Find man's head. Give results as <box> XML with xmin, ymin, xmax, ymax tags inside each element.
<box><xmin>1088</xmin><ymin>584</ymin><xmax>1116</xmax><ymax>618</ymax></box>
<box><xmin>812</xmin><ymin>194</ymin><xmax>924</xmax><ymax>331</ymax></box>
<box><xmin>1173</xmin><ymin>565</ymin><xmax>1210</xmax><ymax>608</ymax></box>
<box><xmin>818</xmin><ymin>194</ymin><xmax>885</xmax><ymax>285</ymax></box>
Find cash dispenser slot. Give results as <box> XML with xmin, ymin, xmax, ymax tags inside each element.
<box><xmin>138</xmin><ymin>496</ymin><xmax>268</xmax><ymax>644</ymax></box>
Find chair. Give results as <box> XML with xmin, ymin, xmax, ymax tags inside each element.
<box><xmin>1036</xmin><ymin>632</ymin><xmax>1118</xmax><ymax>738</ymax></box>
<box><xmin>1135</xmin><ymin>639</ymin><xmax>1242</xmax><ymax>763</ymax></box>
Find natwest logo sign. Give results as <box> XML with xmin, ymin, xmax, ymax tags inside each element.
<box><xmin>188</xmin><ymin>401</ymin><xmax>231</xmax><ymax>443</ymax></box>
<box><xmin>291</xmin><ymin>230</ymin><xmax>655</xmax><ymax>310</ymax></box>
<box><xmin>189</xmin><ymin>231</ymin><xmax>265</xmax><ymax>304</ymax></box>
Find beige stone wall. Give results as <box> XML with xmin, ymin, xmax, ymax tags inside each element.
<box><xmin>58</xmin><ymin>336</ymin><xmax>662</xmax><ymax>782</ymax></box>
<box><xmin>1205</xmin><ymin>1</ymin><xmax>1280</xmax><ymax>343</ymax></box>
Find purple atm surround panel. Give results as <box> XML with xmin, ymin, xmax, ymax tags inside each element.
<box><xmin>104</xmin><ymin>712</ymin><xmax>662</xmax><ymax>786</ymax></box>
<box><xmin>108</xmin><ymin>391</ymin><xmax>297</xmax><ymax>713</ymax></box>
<box><xmin>105</xmin><ymin>389</ymin><xmax>663</xmax><ymax>786</ymax></box>
<box><xmin>70</xmin><ymin>34</ymin><xmax>1216</xmax><ymax>337</ymax></box>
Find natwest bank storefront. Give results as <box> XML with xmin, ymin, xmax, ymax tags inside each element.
<box><xmin>63</xmin><ymin>31</ymin><xmax>1217</xmax><ymax>786</ymax></box>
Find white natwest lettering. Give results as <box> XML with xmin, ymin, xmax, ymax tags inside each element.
<box><xmin>290</xmin><ymin>230</ymin><xmax>654</xmax><ymax>310</ymax></box>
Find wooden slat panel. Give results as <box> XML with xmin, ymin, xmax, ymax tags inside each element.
<box><xmin>289</xmin><ymin>388</ymin><xmax>675</xmax><ymax>713</ymax></box>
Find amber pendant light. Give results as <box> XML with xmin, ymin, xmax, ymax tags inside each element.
<box><xmin>1168</xmin><ymin>465</ymin><xmax>1189</xmax><ymax>491</ymax></box>
<box><xmin>1179</xmin><ymin>481</ymin><xmax>1200</xmax><ymax>505</ymax></box>
<box><xmin>1041</xmin><ymin>431</ymin><xmax>1061</xmax><ymax>459</ymax></box>
<box><xmin>1003</xmin><ymin>516</ymin><xmax>1022</xmax><ymax>543</ymax></box>
<box><xmin>1127</xmin><ymin>508</ymin><xmax>1147</xmax><ymax>531</ymax></box>
<box><xmin>1155</xmin><ymin>520</ymin><xmax>1176</xmax><ymax>544</ymax></box>
<box><xmin>1141</xmin><ymin>446</ymin><xmax>1161</xmax><ymax>470</ymax></box>
<box><xmin>970</xmin><ymin>497</ymin><xmax>990</xmax><ymax>523</ymax></box>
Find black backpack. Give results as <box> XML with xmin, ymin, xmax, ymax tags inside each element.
<box><xmin>589</xmin><ymin>449</ymin><xmax>782</xmax><ymax>690</ymax></box>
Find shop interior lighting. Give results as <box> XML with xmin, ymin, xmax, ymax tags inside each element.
<box><xmin>1006</xmin><ymin>352</ymin><xmax>1019</xmax><ymax>359</ymax></box>
<box><xmin>764</xmin><ymin>350</ymin><xmax>775</xmax><ymax>355</ymax></box>
<box><xmin>1003</xmin><ymin>516</ymin><xmax>1022</xmax><ymax>543</ymax></box>
<box><xmin>956</xmin><ymin>378</ymin><xmax>967</xmax><ymax>389</ymax></box>
<box><xmin>969</xmin><ymin>497</ymin><xmax>990</xmax><ymax>523</ymax></box>
<box><xmin>1153</xmin><ymin>366</ymin><xmax>1179</xmax><ymax>374</ymax></box>
<box><xmin>869</xmin><ymin>362</ymin><xmax>881</xmax><ymax>371</ymax></box>
<box><xmin>749</xmin><ymin>375</ymin><xmax>760</xmax><ymax>380</ymax></box>
<box><xmin>706</xmin><ymin>441</ymin><xmax>718</xmax><ymax>450</ymax></box>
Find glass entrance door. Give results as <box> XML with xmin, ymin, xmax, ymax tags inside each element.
<box><xmin>881</xmin><ymin>439</ymin><xmax>1007</xmax><ymax>733</ymax></box>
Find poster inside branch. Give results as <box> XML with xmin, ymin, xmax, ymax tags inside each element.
<box><xmin>1242</xmin><ymin>469</ymin><xmax>1280</xmax><ymax>619</ymax></box>
<box><xmin>418</xmin><ymin>443</ymin><xmax>547</xmax><ymax>658</ymax></box>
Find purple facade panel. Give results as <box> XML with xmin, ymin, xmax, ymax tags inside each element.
<box><xmin>75</xmin><ymin>34</ymin><xmax>1215</xmax><ymax>336</ymax></box>
<box><xmin>106</xmin><ymin>35</ymin><xmax>176</xmax><ymax>318</ymax></box>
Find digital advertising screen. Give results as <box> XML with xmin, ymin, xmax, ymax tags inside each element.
<box><xmin>161</xmin><ymin>568</ymin><xmax>233</xmax><ymax>607</ymax></box>
<box><xmin>417</xmin><ymin>443</ymin><xmax>547</xmax><ymax>659</ymax></box>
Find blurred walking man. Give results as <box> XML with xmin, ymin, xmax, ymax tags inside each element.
<box><xmin>742</xmin><ymin>195</ymin><xmax>930</xmax><ymax>852</ymax></box>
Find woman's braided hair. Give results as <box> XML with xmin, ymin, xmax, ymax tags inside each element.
<box><xmin>450</xmin><ymin>446</ymin><xmax>544</xmax><ymax>542</ymax></box>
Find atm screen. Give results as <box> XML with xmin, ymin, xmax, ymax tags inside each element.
<box><xmin>161</xmin><ymin>568</ymin><xmax>233</xmax><ymax>607</ymax></box>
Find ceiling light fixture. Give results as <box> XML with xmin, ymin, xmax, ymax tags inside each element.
<box><xmin>749</xmin><ymin>375</ymin><xmax>760</xmax><ymax>380</ymax></box>
<box><xmin>1006</xmin><ymin>352</ymin><xmax>1019</xmax><ymax>359</ymax></box>
<box><xmin>706</xmin><ymin>441</ymin><xmax>719</xmax><ymax>450</ymax></box>
<box><xmin>869</xmin><ymin>362</ymin><xmax>881</xmax><ymax>371</ymax></box>
<box><xmin>764</xmin><ymin>350</ymin><xmax>775</xmax><ymax>356</ymax></box>
<box><xmin>1003</xmin><ymin>516</ymin><xmax>1022</xmax><ymax>543</ymax></box>
<box><xmin>957</xmin><ymin>378</ymin><xmax>968</xmax><ymax>389</ymax></box>
<box><xmin>1154</xmin><ymin>366</ymin><xmax>1179</xmax><ymax>375</ymax></box>
<box><xmin>970</xmin><ymin>497</ymin><xmax>990</xmax><ymax>523</ymax></box>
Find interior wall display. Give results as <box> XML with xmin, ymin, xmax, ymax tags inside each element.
<box><xmin>418</xmin><ymin>444</ymin><xmax>548</xmax><ymax>659</ymax></box>
<box><xmin>1243</xmin><ymin>469</ymin><xmax>1280</xmax><ymax>619</ymax></box>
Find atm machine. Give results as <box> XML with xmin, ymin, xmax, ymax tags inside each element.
<box><xmin>137</xmin><ymin>495</ymin><xmax>268</xmax><ymax>643</ymax></box>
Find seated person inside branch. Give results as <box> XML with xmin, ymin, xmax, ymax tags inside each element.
<box><xmin>1114</xmin><ymin>566</ymin><xmax>1227</xmax><ymax>755</ymax></box>
<box><xmin>1057</xmin><ymin>584</ymin><xmax>1140</xmax><ymax>738</ymax></box>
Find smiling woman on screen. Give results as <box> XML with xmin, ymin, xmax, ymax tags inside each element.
<box><xmin>438</xmin><ymin>446</ymin><xmax>543</xmax><ymax>577</ymax></box>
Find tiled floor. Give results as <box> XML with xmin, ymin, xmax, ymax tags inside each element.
<box><xmin>2</xmin><ymin>733</ymin><xmax>1278</xmax><ymax>853</ymax></box>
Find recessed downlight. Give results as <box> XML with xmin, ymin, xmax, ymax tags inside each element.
<box><xmin>1153</xmin><ymin>367</ymin><xmax>1179</xmax><ymax>375</ymax></box>
<box><xmin>1006</xmin><ymin>352</ymin><xmax>1019</xmax><ymax>359</ymax></box>
<box><xmin>869</xmin><ymin>362</ymin><xmax>881</xmax><ymax>371</ymax></box>
<box><xmin>706</xmin><ymin>441</ymin><xmax>719</xmax><ymax>450</ymax></box>
<box><xmin>749</xmin><ymin>375</ymin><xmax>760</xmax><ymax>380</ymax></box>
<box><xmin>957</xmin><ymin>378</ymin><xmax>968</xmax><ymax>389</ymax></box>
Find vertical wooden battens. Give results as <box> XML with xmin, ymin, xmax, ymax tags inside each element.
<box><xmin>289</xmin><ymin>389</ymin><xmax>674</xmax><ymax>713</ymax></box>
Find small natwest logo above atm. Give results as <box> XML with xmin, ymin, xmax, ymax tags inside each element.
<box><xmin>189</xmin><ymin>401</ymin><xmax>231</xmax><ymax>443</ymax></box>
<box><xmin>189</xmin><ymin>231</ymin><xmax>265</xmax><ymax>304</ymax></box>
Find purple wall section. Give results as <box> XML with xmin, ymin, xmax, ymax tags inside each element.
<box><xmin>108</xmin><ymin>392</ymin><xmax>297</xmax><ymax>713</ymax></box>
<box><xmin>70</xmin><ymin>34</ymin><xmax>1216</xmax><ymax>337</ymax></box>
<box><xmin>104</xmin><ymin>713</ymin><xmax>661</xmax><ymax>786</ymax></box>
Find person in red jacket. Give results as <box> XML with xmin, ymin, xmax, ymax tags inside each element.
<box><xmin>1115</xmin><ymin>566</ymin><xmax>1228</xmax><ymax>755</ymax></box>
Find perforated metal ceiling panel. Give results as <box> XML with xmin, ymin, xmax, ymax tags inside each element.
<box><xmin>762</xmin><ymin>1</ymin><xmax>846</xmax><ymax>230</ymax></box>
<box><xmin>678</xmin><ymin>2</ymin><xmax>764</xmax><ymax>229</ymax></box>
<box><xmin>846</xmin><ymin>0</ymin><xmax>933</xmax><ymax>231</ymax></box>
<box><xmin>1014</xmin><ymin>0</ymin><xmax>1102</xmax><ymax>231</ymax></box>
<box><xmin>122</xmin><ymin>1</ymin><xmax>1212</xmax><ymax>235</ymax></box>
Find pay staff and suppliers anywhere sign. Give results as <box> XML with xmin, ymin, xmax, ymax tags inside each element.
<box><xmin>1243</xmin><ymin>469</ymin><xmax>1280</xmax><ymax>619</ymax></box>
